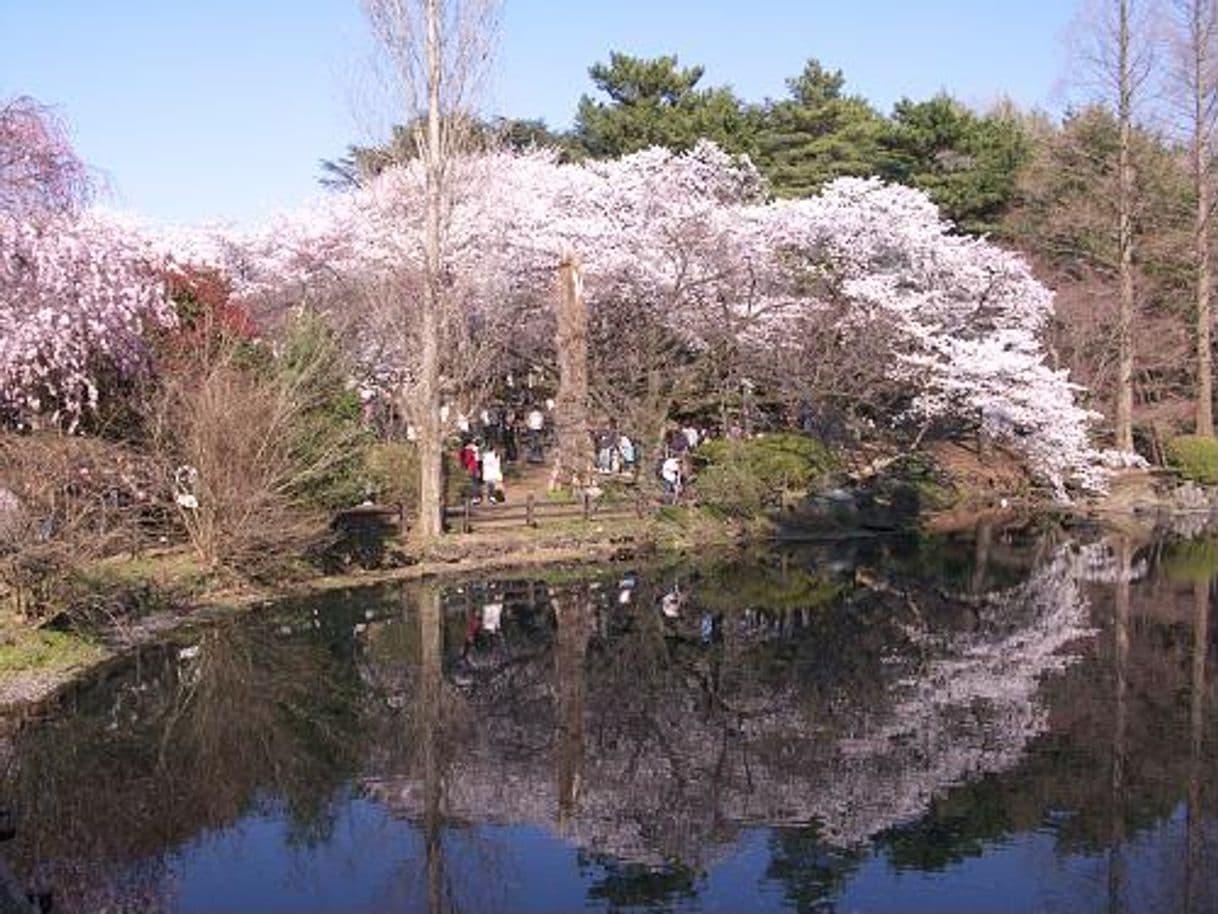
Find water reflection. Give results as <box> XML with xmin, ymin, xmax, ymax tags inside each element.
<box><xmin>0</xmin><ymin>525</ymin><xmax>1215</xmax><ymax>913</ymax></box>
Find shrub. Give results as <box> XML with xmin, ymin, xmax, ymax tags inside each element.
<box><xmin>0</xmin><ymin>432</ymin><xmax>168</xmax><ymax>620</ymax></box>
<box><xmin>1165</xmin><ymin>435</ymin><xmax>1218</xmax><ymax>485</ymax></box>
<box><xmin>364</xmin><ymin>442</ymin><xmax>467</xmax><ymax>513</ymax></box>
<box><xmin>693</xmin><ymin>433</ymin><xmax>835</xmax><ymax>517</ymax></box>
<box><xmin>694</xmin><ymin>458</ymin><xmax>765</xmax><ymax>518</ymax></box>
<box><xmin>147</xmin><ymin>314</ymin><xmax>369</xmax><ymax>569</ymax></box>
<box><xmin>365</xmin><ymin>442</ymin><xmax>418</xmax><ymax>509</ymax></box>
<box><xmin>274</xmin><ymin>311</ymin><xmax>371</xmax><ymax>511</ymax></box>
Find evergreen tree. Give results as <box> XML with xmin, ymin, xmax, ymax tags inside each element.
<box><xmin>320</xmin><ymin>116</ymin><xmax>571</xmax><ymax>189</ymax></box>
<box><xmin>573</xmin><ymin>52</ymin><xmax>751</xmax><ymax>158</ymax></box>
<box><xmin>751</xmin><ymin>59</ymin><xmax>888</xmax><ymax>198</ymax></box>
<box><xmin>881</xmin><ymin>94</ymin><xmax>1031</xmax><ymax>234</ymax></box>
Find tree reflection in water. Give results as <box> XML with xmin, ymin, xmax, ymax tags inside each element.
<box><xmin>0</xmin><ymin>614</ymin><xmax>366</xmax><ymax>912</ymax></box>
<box><xmin>0</xmin><ymin>524</ymin><xmax>1214</xmax><ymax>913</ymax></box>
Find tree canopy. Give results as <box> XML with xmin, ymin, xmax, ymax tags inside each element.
<box><xmin>573</xmin><ymin>52</ymin><xmax>752</xmax><ymax>158</ymax></box>
<box><xmin>751</xmin><ymin>60</ymin><xmax>889</xmax><ymax>198</ymax></box>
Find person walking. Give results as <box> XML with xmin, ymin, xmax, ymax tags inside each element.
<box><xmin>460</xmin><ymin>439</ymin><xmax>481</xmax><ymax>502</ymax></box>
<box><xmin>482</xmin><ymin>446</ymin><xmax>504</xmax><ymax>503</ymax></box>
<box><xmin>618</xmin><ymin>434</ymin><xmax>635</xmax><ymax>472</ymax></box>
<box><xmin>526</xmin><ymin>407</ymin><xmax>545</xmax><ymax>463</ymax></box>
<box><xmin>660</xmin><ymin>455</ymin><xmax>682</xmax><ymax>503</ymax></box>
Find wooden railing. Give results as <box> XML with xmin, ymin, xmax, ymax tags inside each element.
<box><xmin>335</xmin><ymin>490</ymin><xmax>651</xmax><ymax>535</ymax></box>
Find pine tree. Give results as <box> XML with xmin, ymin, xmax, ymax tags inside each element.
<box><xmin>573</xmin><ymin>52</ymin><xmax>751</xmax><ymax>158</ymax></box>
<box><xmin>752</xmin><ymin>59</ymin><xmax>888</xmax><ymax>198</ymax></box>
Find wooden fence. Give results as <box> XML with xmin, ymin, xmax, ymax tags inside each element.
<box><xmin>336</xmin><ymin>490</ymin><xmax>651</xmax><ymax>536</ymax></box>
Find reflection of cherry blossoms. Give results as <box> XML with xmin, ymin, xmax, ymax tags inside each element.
<box><xmin>359</xmin><ymin>540</ymin><xmax>1101</xmax><ymax>864</ymax></box>
<box><xmin>826</xmin><ymin>544</ymin><xmax>1096</xmax><ymax>844</ymax></box>
<box><xmin>1071</xmin><ymin>538</ymin><xmax>1148</xmax><ymax>584</ymax></box>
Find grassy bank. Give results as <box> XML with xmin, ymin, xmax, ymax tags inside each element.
<box><xmin>0</xmin><ymin>505</ymin><xmax>762</xmax><ymax>713</ymax></box>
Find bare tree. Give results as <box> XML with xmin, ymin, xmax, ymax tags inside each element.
<box><xmin>1072</xmin><ymin>0</ymin><xmax>1160</xmax><ymax>450</ymax></box>
<box><xmin>1118</xmin><ymin>0</ymin><xmax>1147</xmax><ymax>450</ymax></box>
<box><xmin>1004</xmin><ymin>106</ymin><xmax>1195</xmax><ymax>445</ymax></box>
<box><xmin>1169</xmin><ymin>0</ymin><xmax>1218</xmax><ymax>436</ymax></box>
<box><xmin>361</xmin><ymin>0</ymin><xmax>500</xmax><ymax>540</ymax></box>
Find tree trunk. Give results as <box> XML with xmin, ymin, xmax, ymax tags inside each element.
<box><xmin>1192</xmin><ymin>0</ymin><xmax>1216</xmax><ymax>438</ymax></box>
<box><xmin>1196</xmin><ymin>171</ymin><xmax>1214</xmax><ymax>438</ymax></box>
<box><xmin>416</xmin><ymin>0</ymin><xmax>446</xmax><ymax>539</ymax></box>
<box><xmin>550</xmin><ymin>250</ymin><xmax>592</xmax><ymax>491</ymax></box>
<box><xmin>1115</xmin><ymin>0</ymin><xmax>1137</xmax><ymax>453</ymax></box>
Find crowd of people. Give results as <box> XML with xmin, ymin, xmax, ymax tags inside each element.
<box><xmin>449</xmin><ymin>396</ymin><xmax>558</xmax><ymax>504</ymax></box>
<box><xmin>441</xmin><ymin>390</ymin><xmax>720</xmax><ymax>507</ymax></box>
<box><xmin>592</xmin><ymin>427</ymin><xmax>637</xmax><ymax>475</ymax></box>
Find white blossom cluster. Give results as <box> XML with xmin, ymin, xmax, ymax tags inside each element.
<box><xmin>146</xmin><ymin>144</ymin><xmax>1110</xmax><ymax>491</ymax></box>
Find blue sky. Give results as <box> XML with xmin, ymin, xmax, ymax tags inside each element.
<box><xmin>1</xmin><ymin>1</ymin><xmax>1079</xmax><ymax>226</ymax></box>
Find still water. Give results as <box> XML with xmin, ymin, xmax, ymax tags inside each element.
<box><xmin>1</xmin><ymin>523</ymin><xmax>1216</xmax><ymax>913</ymax></box>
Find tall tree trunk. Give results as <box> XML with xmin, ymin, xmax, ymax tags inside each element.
<box><xmin>550</xmin><ymin>250</ymin><xmax>591</xmax><ymax>491</ymax></box>
<box><xmin>1192</xmin><ymin>0</ymin><xmax>1216</xmax><ymax>437</ymax></box>
<box><xmin>417</xmin><ymin>0</ymin><xmax>446</xmax><ymax>539</ymax></box>
<box><xmin>1196</xmin><ymin>171</ymin><xmax>1214</xmax><ymax>439</ymax></box>
<box><xmin>1116</xmin><ymin>0</ymin><xmax>1137</xmax><ymax>453</ymax></box>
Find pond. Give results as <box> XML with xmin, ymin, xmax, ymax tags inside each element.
<box><xmin>1</xmin><ymin>522</ymin><xmax>1215</xmax><ymax>913</ymax></box>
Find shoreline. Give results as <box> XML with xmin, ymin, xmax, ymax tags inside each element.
<box><xmin>0</xmin><ymin>513</ymin><xmax>745</xmax><ymax>716</ymax></box>
<box><xmin>3</xmin><ymin>479</ymin><xmax>1208</xmax><ymax>719</ymax></box>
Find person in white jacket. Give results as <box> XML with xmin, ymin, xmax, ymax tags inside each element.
<box><xmin>482</xmin><ymin>447</ymin><xmax>505</xmax><ymax>503</ymax></box>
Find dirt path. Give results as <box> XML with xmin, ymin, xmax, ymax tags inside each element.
<box><xmin>500</xmin><ymin>458</ymin><xmax>553</xmax><ymax>503</ymax></box>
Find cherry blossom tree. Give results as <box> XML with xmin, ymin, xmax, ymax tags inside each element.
<box><xmin>160</xmin><ymin>143</ymin><xmax>1110</xmax><ymax>501</ymax></box>
<box><xmin>0</xmin><ymin>95</ymin><xmax>91</xmax><ymax>218</ymax></box>
<box><xmin>0</xmin><ymin>96</ymin><xmax>172</xmax><ymax>431</ymax></box>
<box><xmin>756</xmin><ymin>177</ymin><xmax>1107</xmax><ymax>494</ymax></box>
<box><xmin>0</xmin><ymin>211</ymin><xmax>175</xmax><ymax>431</ymax></box>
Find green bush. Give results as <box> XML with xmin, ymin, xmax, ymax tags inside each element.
<box><xmin>695</xmin><ymin>459</ymin><xmax>765</xmax><ymax>517</ymax></box>
<box><xmin>364</xmin><ymin>442</ymin><xmax>465</xmax><ymax>511</ymax></box>
<box><xmin>275</xmin><ymin>311</ymin><xmax>373</xmax><ymax>511</ymax></box>
<box><xmin>365</xmin><ymin>442</ymin><xmax>418</xmax><ymax>508</ymax></box>
<box><xmin>694</xmin><ymin>433</ymin><xmax>834</xmax><ymax>517</ymax></box>
<box><xmin>1165</xmin><ymin>435</ymin><xmax>1218</xmax><ymax>485</ymax></box>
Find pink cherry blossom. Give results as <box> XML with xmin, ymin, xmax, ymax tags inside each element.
<box><xmin>0</xmin><ymin>210</ymin><xmax>175</xmax><ymax>429</ymax></box>
<box><xmin>153</xmin><ymin>143</ymin><xmax>1111</xmax><ymax>496</ymax></box>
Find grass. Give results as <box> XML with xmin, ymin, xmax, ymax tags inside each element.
<box><xmin>92</xmin><ymin>548</ymin><xmax>216</xmax><ymax>594</ymax></box>
<box><xmin>0</xmin><ymin>627</ymin><xmax>105</xmax><ymax>675</ymax></box>
<box><xmin>0</xmin><ymin>548</ymin><xmax>213</xmax><ymax>676</ymax></box>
